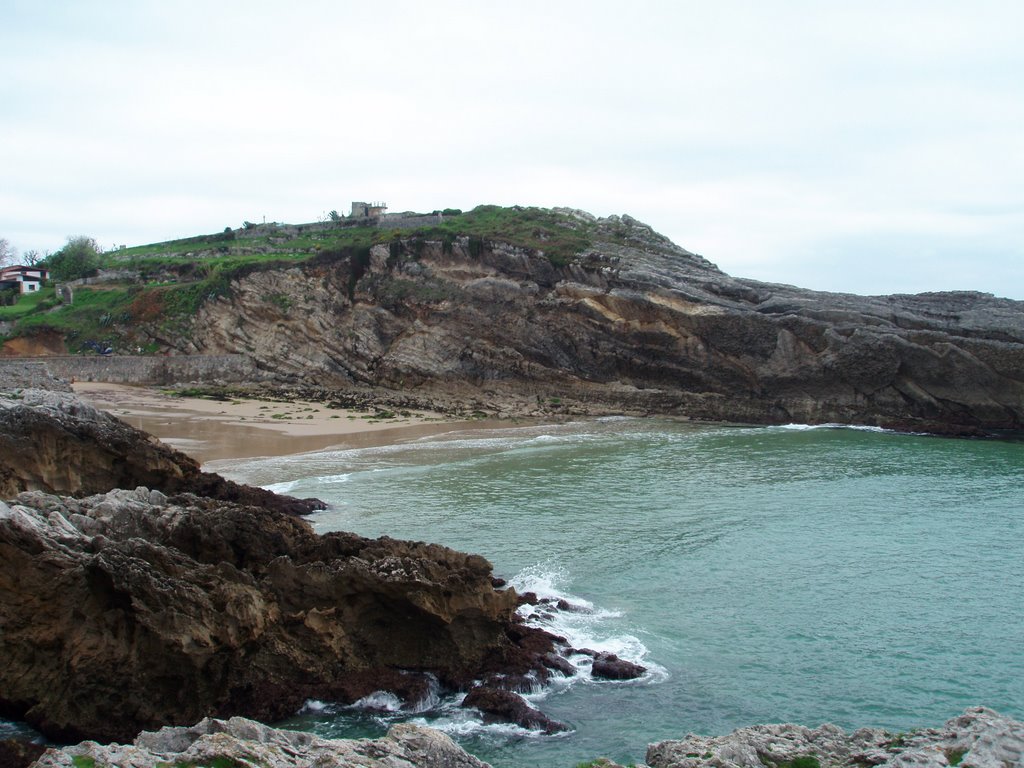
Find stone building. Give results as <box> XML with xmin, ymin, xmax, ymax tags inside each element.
<box><xmin>350</xmin><ymin>201</ymin><xmax>388</xmax><ymax>218</ymax></box>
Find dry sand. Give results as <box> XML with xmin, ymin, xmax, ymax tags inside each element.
<box><xmin>73</xmin><ymin>382</ymin><xmax>486</xmax><ymax>464</ymax></box>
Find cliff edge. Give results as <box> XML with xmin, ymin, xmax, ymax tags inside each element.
<box><xmin>170</xmin><ymin>211</ymin><xmax>1024</xmax><ymax>434</ymax></box>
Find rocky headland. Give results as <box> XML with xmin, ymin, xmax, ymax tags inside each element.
<box><xmin>167</xmin><ymin>210</ymin><xmax>1024</xmax><ymax>435</ymax></box>
<box><xmin>0</xmin><ymin>389</ymin><xmax>638</xmax><ymax>745</ymax></box>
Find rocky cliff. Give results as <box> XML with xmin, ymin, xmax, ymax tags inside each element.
<box><xmin>0</xmin><ymin>389</ymin><xmax>321</xmax><ymax>514</ymax></box>
<box><xmin>175</xmin><ymin>211</ymin><xmax>1024</xmax><ymax>434</ymax></box>
<box><xmin>0</xmin><ymin>392</ymin><xmax>602</xmax><ymax>743</ymax></box>
<box><xmin>0</xmin><ymin>485</ymin><xmax>565</xmax><ymax>743</ymax></box>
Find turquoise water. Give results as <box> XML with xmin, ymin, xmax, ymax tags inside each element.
<box><xmin>212</xmin><ymin>419</ymin><xmax>1024</xmax><ymax>767</ymax></box>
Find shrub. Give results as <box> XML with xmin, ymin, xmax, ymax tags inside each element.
<box><xmin>46</xmin><ymin>235</ymin><xmax>101</xmax><ymax>281</ymax></box>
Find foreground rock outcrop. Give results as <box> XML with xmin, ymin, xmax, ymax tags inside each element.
<box><xmin>177</xmin><ymin>212</ymin><xmax>1024</xmax><ymax>434</ymax></box>
<box><xmin>646</xmin><ymin>706</ymin><xmax>1024</xmax><ymax>768</ymax></box>
<box><xmin>28</xmin><ymin>706</ymin><xmax>1024</xmax><ymax>768</ymax></box>
<box><xmin>0</xmin><ymin>389</ymin><xmax>322</xmax><ymax>514</ymax></box>
<box><xmin>0</xmin><ymin>486</ymin><xmax>564</xmax><ymax>743</ymax></box>
<box><xmin>32</xmin><ymin>716</ymin><xmax>489</xmax><ymax>768</ymax></box>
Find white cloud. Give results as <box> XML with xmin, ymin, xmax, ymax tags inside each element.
<box><xmin>1</xmin><ymin>0</ymin><xmax>1022</xmax><ymax>298</ymax></box>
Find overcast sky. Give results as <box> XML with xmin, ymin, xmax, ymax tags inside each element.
<box><xmin>2</xmin><ymin>1</ymin><xmax>1022</xmax><ymax>298</ymax></box>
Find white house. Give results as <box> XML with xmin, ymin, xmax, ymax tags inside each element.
<box><xmin>0</xmin><ymin>265</ymin><xmax>50</xmax><ymax>294</ymax></box>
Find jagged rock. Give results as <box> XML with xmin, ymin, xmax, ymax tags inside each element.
<box><xmin>0</xmin><ymin>488</ymin><xmax>556</xmax><ymax>743</ymax></box>
<box><xmin>591</xmin><ymin>652</ymin><xmax>647</xmax><ymax>680</ymax></box>
<box><xmin>177</xmin><ymin>222</ymin><xmax>1024</xmax><ymax>434</ymax></box>
<box><xmin>646</xmin><ymin>706</ymin><xmax>1024</xmax><ymax>768</ymax></box>
<box><xmin>461</xmin><ymin>686</ymin><xmax>569</xmax><ymax>734</ymax></box>
<box><xmin>0</xmin><ymin>389</ymin><xmax>323</xmax><ymax>514</ymax></box>
<box><xmin>32</xmin><ymin>716</ymin><xmax>489</xmax><ymax>768</ymax></box>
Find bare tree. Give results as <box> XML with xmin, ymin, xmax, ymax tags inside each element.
<box><xmin>0</xmin><ymin>238</ymin><xmax>17</xmax><ymax>267</ymax></box>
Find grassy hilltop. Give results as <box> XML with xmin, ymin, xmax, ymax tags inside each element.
<box><xmin>0</xmin><ymin>205</ymin><xmax>614</xmax><ymax>355</ymax></box>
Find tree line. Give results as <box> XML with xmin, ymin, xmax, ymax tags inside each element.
<box><xmin>0</xmin><ymin>235</ymin><xmax>102</xmax><ymax>281</ymax></box>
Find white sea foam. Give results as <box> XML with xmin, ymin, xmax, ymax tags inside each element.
<box><xmin>509</xmin><ymin>564</ymin><xmax>667</xmax><ymax>691</ymax></box>
<box><xmin>408</xmin><ymin>710</ymin><xmax>545</xmax><ymax>739</ymax></box>
<box><xmin>351</xmin><ymin>691</ymin><xmax>402</xmax><ymax>712</ymax></box>
<box><xmin>776</xmin><ymin>422</ymin><xmax>892</xmax><ymax>433</ymax></box>
<box><xmin>263</xmin><ymin>479</ymin><xmax>299</xmax><ymax>494</ymax></box>
<box><xmin>299</xmin><ymin>699</ymin><xmax>333</xmax><ymax>713</ymax></box>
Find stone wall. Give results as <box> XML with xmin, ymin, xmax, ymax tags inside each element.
<box><xmin>377</xmin><ymin>213</ymin><xmax>444</xmax><ymax>230</ymax></box>
<box><xmin>0</xmin><ymin>360</ymin><xmax>72</xmax><ymax>392</ymax></box>
<box><xmin>0</xmin><ymin>354</ymin><xmax>262</xmax><ymax>387</ymax></box>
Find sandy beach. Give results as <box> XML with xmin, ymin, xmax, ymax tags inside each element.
<box><xmin>73</xmin><ymin>382</ymin><xmax>490</xmax><ymax>464</ymax></box>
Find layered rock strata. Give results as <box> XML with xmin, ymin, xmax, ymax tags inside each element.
<box><xmin>0</xmin><ymin>487</ymin><xmax>563</xmax><ymax>743</ymax></box>
<box><xmin>0</xmin><ymin>389</ymin><xmax>322</xmax><ymax>514</ymax></box>
<box><xmin>179</xmin><ymin>214</ymin><xmax>1024</xmax><ymax>434</ymax></box>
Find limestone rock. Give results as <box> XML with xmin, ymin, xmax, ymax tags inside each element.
<box><xmin>0</xmin><ymin>487</ymin><xmax>553</xmax><ymax>743</ymax></box>
<box><xmin>32</xmin><ymin>717</ymin><xmax>490</xmax><ymax>768</ymax></box>
<box><xmin>646</xmin><ymin>706</ymin><xmax>1024</xmax><ymax>768</ymax></box>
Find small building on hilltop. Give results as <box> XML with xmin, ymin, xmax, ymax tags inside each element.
<box><xmin>350</xmin><ymin>201</ymin><xmax>388</xmax><ymax>218</ymax></box>
<box><xmin>0</xmin><ymin>265</ymin><xmax>50</xmax><ymax>294</ymax></box>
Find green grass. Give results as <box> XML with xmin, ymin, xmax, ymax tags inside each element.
<box><xmin>766</xmin><ymin>757</ymin><xmax>821</xmax><ymax>768</ymax></box>
<box><xmin>0</xmin><ymin>286</ymin><xmax>59</xmax><ymax>319</ymax></box>
<box><xmin>1</xmin><ymin>205</ymin><xmax>619</xmax><ymax>352</ymax></box>
<box><xmin>15</xmin><ymin>286</ymin><xmax>137</xmax><ymax>347</ymax></box>
<box><xmin>946</xmin><ymin>748</ymin><xmax>967</xmax><ymax>766</ymax></box>
<box><xmin>384</xmin><ymin>205</ymin><xmax>594</xmax><ymax>265</ymax></box>
<box><xmin>156</xmin><ymin>758</ymin><xmax>247</xmax><ymax>768</ymax></box>
<box><xmin>102</xmin><ymin>206</ymin><xmax>594</xmax><ymax>273</ymax></box>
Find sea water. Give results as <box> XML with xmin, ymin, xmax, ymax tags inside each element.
<box><xmin>208</xmin><ymin>420</ymin><xmax>1022</xmax><ymax>766</ymax></box>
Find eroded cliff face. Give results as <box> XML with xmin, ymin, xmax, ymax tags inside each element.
<box><xmin>0</xmin><ymin>392</ymin><xmax>635</xmax><ymax>743</ymax></box>
<box><xmin>180</xmin><ymin>214</ymin><xmax>1024</xmax><ymax>433</ymax></box>
<box><xmin>0</xmin><ymin>487</ymin><xmax>537</xmax><ymax>743</ymax></box>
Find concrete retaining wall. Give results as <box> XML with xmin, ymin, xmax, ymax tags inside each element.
<box><xmin>0</xmin><ymin>354</ymin><xmax>262</xmax><ymax>387</ymax></box>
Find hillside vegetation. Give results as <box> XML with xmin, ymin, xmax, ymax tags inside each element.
<box><xmin>0</xmin><ymin>206</ymin><xmax>619</xmax><ymax>355</ymax></box>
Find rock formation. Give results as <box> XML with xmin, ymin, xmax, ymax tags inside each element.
<box><xmin>28</xmin><ymin>706</ymin><xmax>1024</xmax><ymax>768</ymax></box>
<box><xmin>0</xmin><ymin>486</ymin><xmax>567</xmax><ymax>743</ymax></box>
<box><xmin>174</xmin><ymin>212</ymin><xmax>1024</xmax><ymax>435</ymax></box>
<box><xmin>646</xmin><ymin>706</ymin><xmax>1024</xmax><ymax>768</ymax></box>
<box><xmin>32</xmin><ymin>716</ymin><xmax>489</xmax><ymax>768</ymax></box>
<box><xmin>0</xmin><ymin>389</ymin><xmax>322</xmax><ymax>514</ymax></box>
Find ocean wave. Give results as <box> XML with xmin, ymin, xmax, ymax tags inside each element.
<box><xmin>291</xmin><ymin>564</ymin><xmax>662</xmax><ymax>743</ymax></box>
<box><xmin>408</xmin><ymin>710</ymin><xmax>545</xmax><ymax>740</ymax></box>
<box><xmin>776</xmin><ymin>423</ymin><xmax>891</xmax><ymax>433</ymax></box>
<box><xmin>509</xmin><ymin>564</ymin><xmax>667</xmax><ymax>689</ymax></box>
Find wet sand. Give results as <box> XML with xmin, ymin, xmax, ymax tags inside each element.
<box><xmin>72</xmin><ymin>383</ymin><xmax>491</xmax><ymax>464</ymax></box>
